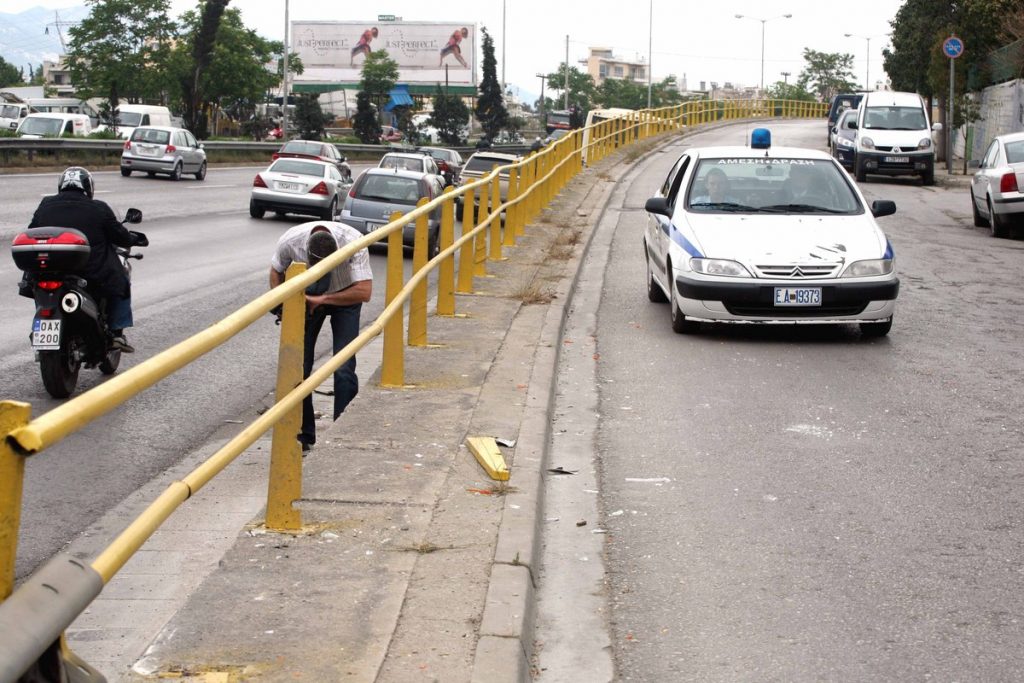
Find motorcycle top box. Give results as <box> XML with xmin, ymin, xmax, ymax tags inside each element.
<box><xmin>12</xmin><ymin>227</ymin><xmax>91</xmax><ymax>273</ymax></box>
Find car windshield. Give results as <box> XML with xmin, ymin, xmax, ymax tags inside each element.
<box><xmin>19</xmin><ymin>117</ymin><xmax>63</xmax><ymax>135</ymax></box>
<box><xmin>380</xmin><ymin>156</ymin><xmax>424</xmax><ymax>172</ymax></box>
<box><xmin>117</xmin><ymin>112</ymin><xmax>143</xmax><ymax>126</ymax></box>
<box><xmin>131</xmin><ymin>128</ymin><xmax>170</xmax><ymax>144</ymax></box>
<box><xmin>269</xmin><ymin>159</ymin><xmax>325</xmax><ymax>177</ymax></box>
<box><xmin>687</xmin><ymin>158</ymin><xmax>862</xmax><ymax>214</ymax></box>
<box><xmin>1005</xmin><ymin>141</ymin><xmax>1024</xmax><ymax>165</ymax></box>
<box><xmin>862</xmin><ymin>106</ymin><xmax>927</xmax><ymax>130</ymax></box>
<box><xmin>464</xmin><ymin>156</ymin><xmax>511</xmax><ymax>174</ymax></box>
<box><xmin>356</xmin><ymin>175</ymin><xmax>422</xmax><ymax>204</ymax></box>
<box><xmin>0</xmin><ymin>105</ymin><xmax>21</xmax><ymax>119</ymax></box>
<box><xmin>282</xmin><ymin>141</ymin><xmax>324</xmax><ymax>156</ymax></box>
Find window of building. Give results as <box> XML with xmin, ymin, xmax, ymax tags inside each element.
<box><xmin>614</xmin><ymin>65</ymin><xmax>624</xmax><ymax>77</ymax></box>
<box><xmin>599</xmin><ymin>64</ymin><xmax>608</xmax><ymax>78</ymax></box>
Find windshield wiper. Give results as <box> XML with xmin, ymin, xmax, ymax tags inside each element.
<box><xmin>761</xmin><ymin>203</ymin><xmax>848</xmax><ymax>214</ymax></box>
<box><xmin>689</xmin><ymin>201</ymin><xmax>757</xmax><ymax>212</ymax></box>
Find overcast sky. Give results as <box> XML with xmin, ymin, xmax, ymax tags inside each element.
<box><xmin>8</xmin><ymin>0</ymin><xmax>905</xmax><ymax>100</ymax></box>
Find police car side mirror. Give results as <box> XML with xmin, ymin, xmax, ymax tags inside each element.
<box><xmin>645</xmin><ymin>197</ymin><xmax>671</xmax><ymax>217</ymax></box>
<box><xmin>870</xmin><ymin>200</ymin><xmax>896</xmax><ymax>218</ymax></box>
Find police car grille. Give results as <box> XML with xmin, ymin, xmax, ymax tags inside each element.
<box><xmin>754</xmin><ymin>264</ymin><xmax>839</xmax><ymax>279</ymax></box>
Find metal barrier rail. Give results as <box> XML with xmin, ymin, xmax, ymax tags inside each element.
<box><xmin>0</xmin><ymin>97</ymin><xmax>823</xmax><ymax>681</ymax></box>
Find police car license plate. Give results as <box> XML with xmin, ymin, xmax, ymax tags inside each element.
<box><xmin>884</xmin><ymin>156</ymin><xmax>910</xmax><ymax>163</ymax></box>
<box><xmin>32</xmin><ymin>319</ymin><xmax>61</xmax><ymax>349</ymax></box>
<box><xmin>774</xmin><ymin>287</ymin><xmax>821</xmax><ymax>306</ymax></box>
<box><xmin>275</xmin><ymin>181</ymin><xmax>301</xmax><ymax>192</ymax></box>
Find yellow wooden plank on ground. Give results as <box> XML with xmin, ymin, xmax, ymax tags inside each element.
<box><xmin>466</xmin><ymin>436</ymin><xmax>510</xmax><ymax>481</ymax></box>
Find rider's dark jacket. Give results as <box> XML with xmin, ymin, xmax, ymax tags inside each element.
<box><xmin>29</xmin><ymin>191</ymin><xmax>136</xmax><ymax>297</ymax></box>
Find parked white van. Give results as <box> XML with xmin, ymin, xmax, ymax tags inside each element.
<box><xmin>95</xmin><ymin>104</ymin><xmax>173</xmax><ymax>139</ymax></box>
<box><xmin>16</xmin><ymin>112</ymin><xmax>94</xmax><ymax>138</ymax></box>
<box><xmin>0</xmin><ymin>102</ymin><xmax>30</xmax><ymax>131</ymax></box>
<box><xmin>852</xmin><ymin>90</ymin><xmax>942</xmax><ymax>185</ymax></box>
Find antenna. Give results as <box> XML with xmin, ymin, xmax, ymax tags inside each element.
<box><xmin>44</xmin><ymin>11</ymin><xmax>77</xmax><ymax>52</ymax></box>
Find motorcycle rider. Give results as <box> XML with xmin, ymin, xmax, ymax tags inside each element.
<box><xmin>28</xmin><ymin>167</ymin><xmax>142</xmax><ymax>352</ymax></box>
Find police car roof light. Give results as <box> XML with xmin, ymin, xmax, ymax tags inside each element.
<box><xmin>751</xmin><ymin>128</ymin><xmax>771</xmax><ymax>150</ymax></box>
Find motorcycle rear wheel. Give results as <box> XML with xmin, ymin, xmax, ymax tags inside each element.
<box><xmin>99</xmin><ymin>345</ymin><xmax>121</xmax><ymax>375</ymax></box>
<box><xmin>39</xmin><ymin>336</ymin><xmax>82</xmax><ymax>398</ymax></box>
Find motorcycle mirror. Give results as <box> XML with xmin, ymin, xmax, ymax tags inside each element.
<box><xmin>130</xmin><ymin>230</ymin><xmax>149</xmax><ymax>247</ymax></box>
<box><xmin>124</xmin><ymin>208</ymin><xmax>143</xmax><ymax>224</ymax></box>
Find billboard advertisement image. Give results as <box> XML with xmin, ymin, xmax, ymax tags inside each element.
<box><xmin>292</xmin><ymin>21</ymin><xmax>476</xmax><ymax>86</ymax></box>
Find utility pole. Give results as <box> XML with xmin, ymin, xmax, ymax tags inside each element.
<box><xmin>647</xmin><ymin>0</ymin><xmax>653</xmax><ymax>109</ymax></box>
<box><xmin>781</xmin><ymin>71</ymin><xmax>790</xmax><ymax>85</ymax></box>
<box><xmin>536</xmin><ymin>73</ymin><xmax>547</xmax><ymax>121</ymax></box>
<box><xmin>282</xmin><ymin>0</ymin><xmax>290</xmax><ymax>140</ymax></box>
<box><xmin>501</xmin><ymin>0</ymin><xmax>507</xmax><ymax>96</ymax></box>
<box><xmin>564</xmin><ymin>35</ymin><xmax>570</xmax><ymax>111</ymax></box>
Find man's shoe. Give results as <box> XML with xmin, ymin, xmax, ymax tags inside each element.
<box><xmin>111</xmin><ymin>335</ymin><xmax>135</xmax><ymax>353</ymax></box>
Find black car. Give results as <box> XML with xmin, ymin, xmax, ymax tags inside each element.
<box><xmin>826</xmin><ymin>93</ymin><xmax>864</xmax><ymax>144</ymax></box>
<box><xmin>418</xmin><ymin>146</ymin><xmax>464</xmax><ymax>187</ymax></box>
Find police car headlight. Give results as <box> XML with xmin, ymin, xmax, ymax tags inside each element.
<box><xmin>917</xmin><ymin>137</ymin><xmax>932</xmax><ymax>150</ymax></box>
<box><xmin>841</xmin><ymin>259</ymin><xmax>893</xmax><ymax>278</ymax></box>
<box><xmin>689</xmin><ymin>258</ymin><xmax>752</xmax><ymax>277</ymax></box>
<box><xmin>860</xmin><ymin>137</ymin><xmax>875</xmax><ymax>149</ymax></box>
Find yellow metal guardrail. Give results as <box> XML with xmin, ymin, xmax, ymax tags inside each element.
<box><xmin>0</xmin><ymin>97</ymin><xmax>824</xmax><ymax>680</ymax></box>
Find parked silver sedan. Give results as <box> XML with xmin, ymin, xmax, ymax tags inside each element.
<box><xmin>970</xmin><ymin>131</ymin><xmax>1024</xmax><ymax>238</ymax></box>
<box><xmin>249</xmin><ymin>158</ymin><xmax>347</xmax><ymax>221</ymax></box>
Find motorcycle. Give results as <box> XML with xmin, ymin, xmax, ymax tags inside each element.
<box><xmin>11</xmin><ymin>208</ymin><xmax>148</xmax><ymax>398</ymax></box>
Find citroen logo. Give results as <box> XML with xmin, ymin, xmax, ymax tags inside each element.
<box><xmin>892</xmin><ymin>146</ymin><xmax>902</xmax><ymax>154</ymax></box>
<box><xmin>789</xmin><ymin>266</ymin><xmax>805</xmax><ymax>277</ymax></box>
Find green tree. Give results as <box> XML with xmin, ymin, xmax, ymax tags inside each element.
<box><xmin>66</xmin><ymin>0</ymin><xmax>173</xmax><ymax>104</ymax></box>
<box><xmin>797</xmin><ymin>49</ymin><xmax>858</xmax><ymax>102</ymax></box>
<box><xmin>359</xmin><ymin>51</ymin><xmax>399</xmax><ymax>114</ymax></box>
<box><xmin>765</xmin><ymin>81</ymin><xmax>815</xmax><ymax>101</ymax></box>
<box><xmin>0</xmin><ymin>57</ymin><xmax>21</xmax><ymax>88</ymax></box>
<box><xmin>475</xmin><ymin>27</ymin><xmax>508</xmax><ymax>140</ymax></box>
<box><xmin>393</xmin><ymin>105</ymin><xmax>418</xmax><ymax>144</ymax></box>
<box><xmin>294</xmin><ymin>93</ymin><xmax>329</xmax><ymax>140</ymax></box>
<box><xmin>353</xmin><ymin>90</ymin><xmax>381</xmax><ymax>143</ymax></box>
<box><xmin>177</xmin><ymin>0</ymin><xmax>229</xmax><ymax>138</ymax></box>
<box><xmin>427</xmin><ymin>84</ymin><xmax>470</xmax><ymax>145</ymax></box>
<box><xmin>543</xmin><ymin>63</ymin><xmax>597</xmax><ymax>119</ymax></box>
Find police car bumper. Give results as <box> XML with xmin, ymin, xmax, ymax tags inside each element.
<box><xmin>673</xmin><ymin>274</ymin><xmax>899</xmax><ymax>323</ymax></box>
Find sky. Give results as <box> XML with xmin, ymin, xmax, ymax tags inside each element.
<box><xmin>4</xmin><ymin>0</ymin><xmax>905</xmax><ymax>102</ymax></box>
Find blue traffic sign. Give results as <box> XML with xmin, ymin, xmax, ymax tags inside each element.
<box><xmin>943</xmin><ymin>36</ymin><xmax>964</xmax><ymax>59</ymax></box>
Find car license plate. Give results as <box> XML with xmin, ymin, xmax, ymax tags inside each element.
<box><xmin>138</xmin><ymin>145</ymin><xmax>161</xmax><ymax>157</ymax></box>
<box><xmin>774</xmin><ymin>287</ymin><xmax>821</xmax><ymax>306</ymax></box>
<box><xmin>275</xmin><ymin>181</ymin><xmax>301</xmax><ymax>192</ymax></box>
<box><xmin>883</xmin><ymin>156</ymin><xmax>910</xmax><ymax>163</ymax></box>
<box><xmin>31</xmin><ymin>319</ymin><xmax>61</xmax><ymax>349</ymax></box>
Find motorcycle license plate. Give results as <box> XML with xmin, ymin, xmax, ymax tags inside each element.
<box><xmin>32</xmin><ymin>319</ymin><xmax>61</xmax><ymax>349</ymax></box>
<box><xmin>774</xmin><ymin>287</ymin><xmax>821</xmax><ymax>306</ymax></box>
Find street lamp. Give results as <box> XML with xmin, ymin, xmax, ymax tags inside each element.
<box><xmin>844</xmin><ymin>33</ymin><xmax>890</xmax><ymax>91</ymax></box>
<box><xmin>735</xmin><ymin>13</ymin><xmax>793</xmax><ymax>91</ymax></box>
<box><xmin>536</xmin><ymin>73</ymin><xmax>548</xmax><ymax>121</ymax></box>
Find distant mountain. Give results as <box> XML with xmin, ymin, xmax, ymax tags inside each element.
<box><xmin>0</xmin><ymin>4</ymin><xmax>89</xmax><ymax>76</ymax></box>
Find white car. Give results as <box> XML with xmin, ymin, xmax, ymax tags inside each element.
<box><xmin>969</xmin><ymin>131</ymin><xmax>1024</xmax><ymax>238</ymax></box>
<box><xmin>643</xmin><ymin>128</ymin><xmax>900</xmax><ymax>337</ymax></box>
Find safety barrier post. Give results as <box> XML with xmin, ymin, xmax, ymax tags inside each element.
<box><xmin>474</xmin><ymin>177</ymin><xmax>489</xmax><ymax>277</ymax></box>
<box><xmin>437</xmin><ymin>188</ymin><xmax>456</xmax><ymax>316</ymax></box>
<box><xmin>505</xmin><ymin>166</ymin><xmax>519</xmax><ymax>245</ymax></box>
<box><xmin>408</xmin><ymin>197</ymin><xmax>430</xmax><ymax>346</ymax></box>
<box><xmin>381</xmin><ymin>212</ymin><xmax>406</xmax><ymax>387</ymax></box>
<box><xmin>489</xmin><ymin>171</ymin><xmax>502</xmax><ymax>261</ymax></box>
<box><xmin>0</xmin><ymin>401</ymin><xmax>31</xmax><ymax>601</ymax></box>
<box><xmin>527</xmin><ymin>153</ymin><xmax>539</xmax><ymax>221</ymax></box>
<box><xmin>456</xmin><ymin>188</ymin><xmax>476</xmax><ymax>294</ymax></box>
<box><xmin>266</xmin><ymin>262</ymin><xmax>307</xmax><ymax>531</ymax></box>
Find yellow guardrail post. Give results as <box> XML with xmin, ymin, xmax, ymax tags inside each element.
<box><xmin>437</xmin><ymin>188</ymin><xmax>456</xmax><ymax>316</ymax></box>
<box><xmin>265</xmin><ymin>262</ymin><xmax>306</xmax><ymax>531</ymax></box>
<box><xmin>505</xmin><ymin>166</ymin><xmax>519</xmax><ymax>245</ymax></box>
<box><xmin>456</xmin><ymin>187</ymin><xmax>476</xmax><ymax>294</ymax></box>
<box><xmin>474</xmin><ymin>176</ymin><xmax>489</xmax><ymax>277</ymax></box>
<box><xmin>381</xmin><ymin>211</ymin><xmax>406</xmax><ymax>387</ymax></box>
<box><xmin>489</xmin><ymin>171</ymin><xmax>503</xmax><ymax>261</ymax></box>
<box><xmin>408</xmin><ymin>197</ymin><xmax>430</xmax><ymax>346</ymax></box>
<box><xmin>0</xmin><ymin>401</ymin><xmax>31</xmax><ymax>601</ymax></box>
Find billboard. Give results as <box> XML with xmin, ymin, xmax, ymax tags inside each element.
<box><xmin>291</xmin><ymin>21</ymin><xmax>476</xmax><ymax>86</ymax></box>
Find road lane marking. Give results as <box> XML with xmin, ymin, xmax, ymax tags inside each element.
<box><xmin>185</xmin><ymin>184</ymin><xmax>236</xmax><ymax>189</ymax></box>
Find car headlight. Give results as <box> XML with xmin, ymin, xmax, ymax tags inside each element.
<box><xmin>917</xmin><ymin>137</ymin><xmax>932</xmax><ymax>150</ymax></box>
<box><xmin>860</xmin><ymin>137</ymin><xmax>875</xmax><ymax>149</ymax></box>
<box><xmin>837</xmin><ymin>137</ymin><xmax>856</xmax><ymax>148</ymax></box>
<box><xmin>689</xmin><ymin>258</ymin><xmax>752</xmax><ymax>277</ymax></box>
<box><xmin>841</xmin><ymin>259</ymin><xmax>893</xmax><ymax>278</ymax></box>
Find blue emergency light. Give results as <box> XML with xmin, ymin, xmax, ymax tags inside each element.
<box><xmin>751</xmin><ymin>128</ymin><xmax>772</xmax><ymax>149</ymax></box>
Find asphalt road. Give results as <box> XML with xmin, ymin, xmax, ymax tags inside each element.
<box><xmin>0</xmin><ymin>160</ymin><xmax>444</xmax><ymax>578</ymax></box>
<box><xmin>540</xmin><ymin>119</ymin><xmax>1024</xmax><ymax>680</ymax></box>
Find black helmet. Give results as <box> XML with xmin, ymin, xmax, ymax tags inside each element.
<box><xmin>58</xmin><ymin>166</ymin><xmax>94</xmax><ymax>199</ymax></box>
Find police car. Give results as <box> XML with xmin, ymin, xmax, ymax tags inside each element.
<box><xmin>643</xmin><ymin>128</ymin><xmax>899</xmax><ymax>336</ymax></box>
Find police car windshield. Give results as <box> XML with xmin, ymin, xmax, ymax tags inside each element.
<box><xmin>687</xmin><ymin>158</ymin><xmax>862</xmax><ymax>215</ymax></box>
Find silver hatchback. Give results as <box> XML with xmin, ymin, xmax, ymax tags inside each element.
<box><xmin>121</xmin><ymin>126</ymin><xmax>207</xmax><ymax>181</ymax></box>
<box><xmin>341</xmin><ymin>168</ymin><xmax>446</xmax><ymax>257</ymax></box>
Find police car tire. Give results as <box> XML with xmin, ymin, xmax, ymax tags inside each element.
<box><xmin>646</xmin><ymin>253</ymin><xmax>667</xmax><ymax>303</ymax></box>
<box><xmin>971</xmin><ymin>190</ymin><xmax>989</xmax><ymax>228</ymax></box>
<box><xmin>669</xmin><ymin>271</ymin><xmax>700</xmax><ymax>334</ymax></box>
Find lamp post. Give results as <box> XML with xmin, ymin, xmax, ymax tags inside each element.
<box><xmin>844</xmin><ymin>33</ymin><xmax>890</xmax><ymax>91</ymax></box>
<box><xmin>536</xmin><ymin>73</ymin><xmax>547</xmax><ymax>122</ymax></box>
<box><xmin>647</xmin><ymin>0</ymin><xmax>653</xmax><ymax>109</ymax></box>
<box><xmin>282</xmin><ymin>0</ymin><xmax>289</xmax><ymax>140</ymax></box>
<box><xmin>735</xmin><ymin>13</ymin><xmax>793</xmax><ymax>92</ymax></box>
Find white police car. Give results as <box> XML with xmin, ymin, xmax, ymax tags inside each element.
<box><xmin>644</xmin><ymin>128</ymin><xmax>899</xmax><ymax>336</ymax></box>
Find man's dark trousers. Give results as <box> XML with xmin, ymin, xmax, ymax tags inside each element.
<box><xmin>299</xmin><ymin>302</ymin><xmax>361</xmax><ymax>447</ymax></box>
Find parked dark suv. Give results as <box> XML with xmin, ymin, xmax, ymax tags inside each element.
<box><xmin>826</xmin><ymin>93</ymin><xmax>864</xmax><ymax>144</ymax></box>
